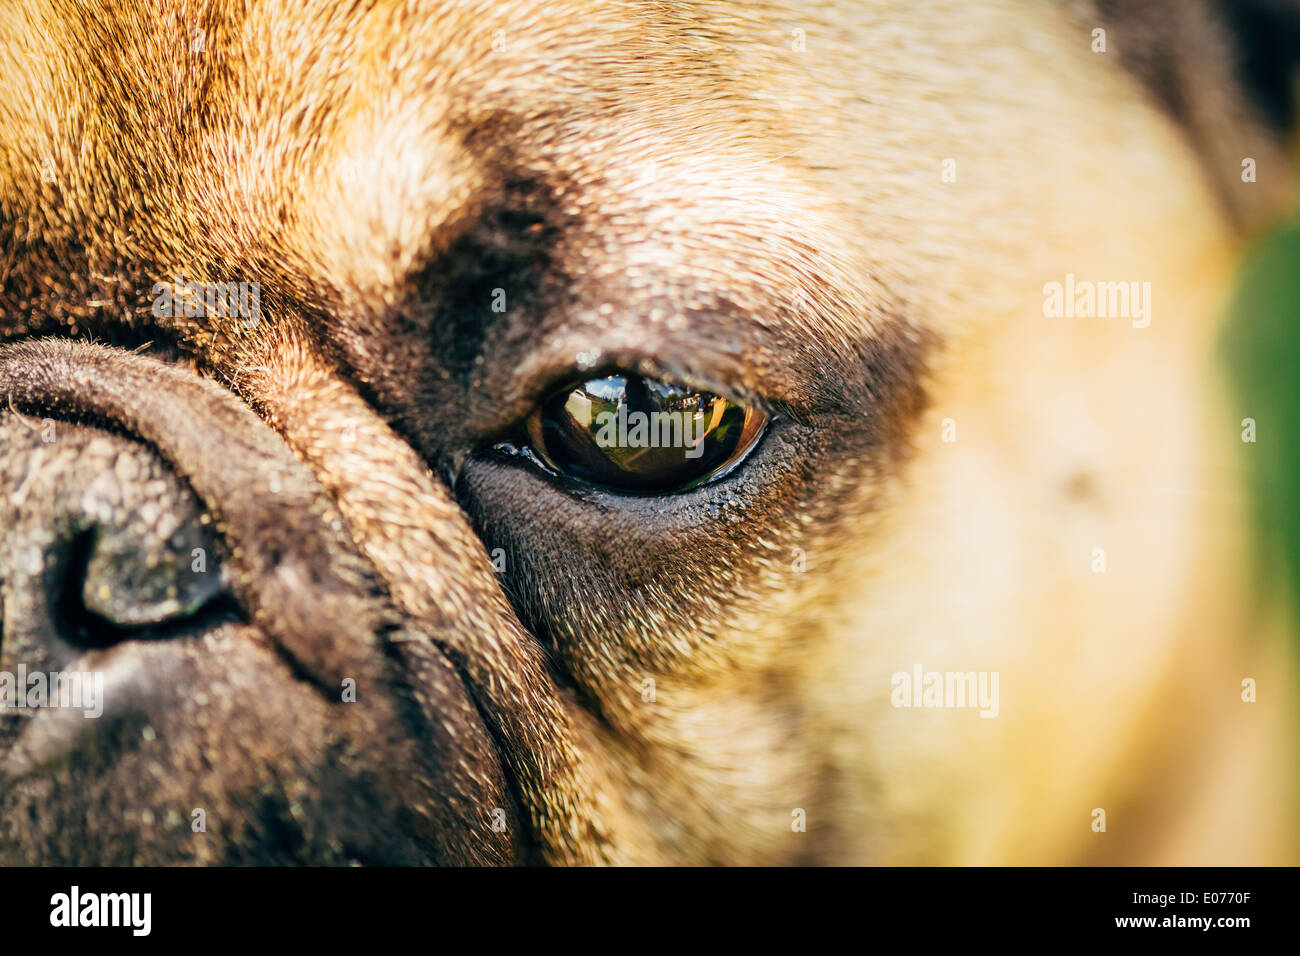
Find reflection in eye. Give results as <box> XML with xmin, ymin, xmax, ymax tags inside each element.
<box><xmin>519</xmin><ymin>373</ymin><xmax>769</xmax><ymax>492</ymax></box>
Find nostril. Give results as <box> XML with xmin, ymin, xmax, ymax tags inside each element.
<box><xmin>80</xmin><ymin>498</ymin><xmax>228</xmax><ymax>627</ymax></box>
<box><xmin>51</xmin><ymin>529</ymin><xmax>117</xmax><ymax>652</ymax></box>
<box><xmin>1</xmin><ymin>417</ymin><xmax>239</xmax><ymax>664</ymax></box>
<box><xmin>51</xmin><ymin>528</ymin><xmax>234</xmax><ymax>652</ymax></box>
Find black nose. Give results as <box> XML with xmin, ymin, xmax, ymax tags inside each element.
<box><xmin>0</xmin><ymin>341</ymin><xmax>522</xmax><ymax>865</ymax></box>
<box><xmin>0</xmin><ymin>339</ymin><xmax>388</xmax><ymax>692</ymax></box>
<box><xmin>0</xmin><ymin>413</ymin><xmax>229</xmax><ymax>674</ymax></box>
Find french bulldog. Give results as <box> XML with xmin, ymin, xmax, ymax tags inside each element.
<box><xmin>0</xmin><ymin>0</ymin><xmax>1297</xmax><ymax>864</ymax></box>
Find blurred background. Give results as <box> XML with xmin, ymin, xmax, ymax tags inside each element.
<box><xmin>1223</xmin><ymin>218</ymin><xmax>1300</xmax><ymax>634</ymax></box>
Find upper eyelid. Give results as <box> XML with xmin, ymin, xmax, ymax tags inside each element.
<box><xmin>460</xmin><ymin>296</ymin><xmax>923</xmax><ymax>440</ymax></box>
<box><xmin>527</xmin><ymin>359</ymin><xmax>788</xmax><ymax>421</ymax></box>
<box><xmin>489</xmin><ymin>340</ymin><xmax>823</xmax><ymax>432</ymax></box>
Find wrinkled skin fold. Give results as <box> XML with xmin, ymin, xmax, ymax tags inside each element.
<box><xmin>2</xmin><ymin>0</ymin><xmax>1299</xmax><ymax>865</ymax></box>
<box><xmin>0</xmin><ymin>339</ymin><xmax>525</xmax><ymax>864</ymax></box>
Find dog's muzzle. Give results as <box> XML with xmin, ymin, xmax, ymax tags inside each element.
<box><xmin>0</xmin><ymin>339</ymin><xmax>519</xmax><ymax>865</ymax></box>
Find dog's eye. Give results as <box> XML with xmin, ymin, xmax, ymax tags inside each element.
<box><xmin>519</xmin><ymin>373</ymin><xmax>768</xmax><ymax>492</ymax></box>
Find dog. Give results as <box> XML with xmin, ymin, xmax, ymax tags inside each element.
<box><xmin>0</xmin><ymin>0</ymin><xmax>1297</xmax><ymax>864</ymax></box>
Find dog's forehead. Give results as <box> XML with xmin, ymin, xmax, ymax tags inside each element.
<box><xmin>4</xmin><ymin>0</ymin><xmax>916</xmax><ymax>376</ymax></box>
<box><xmin>1</xmin><ymin>0</ymin><xmax>1244</xmax><ymax>357</ymax></box>
<box><xmin>4</xmin><ymin>0</ymin><xmax>785</xmax><ymax>232</ymax></box>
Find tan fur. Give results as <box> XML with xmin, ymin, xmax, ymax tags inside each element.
<box><xmin>1</xmin><ymin>0</ymin><xmax>1296</xmax><ymax>864</ymax></box>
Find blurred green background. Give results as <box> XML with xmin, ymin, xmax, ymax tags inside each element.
<box><xmin>1222</xmin><ymin>219</ymin><xmax>1300</xmax><ymax>630</ymax></box>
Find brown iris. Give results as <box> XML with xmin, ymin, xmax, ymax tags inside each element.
<box><xmin>524</xmin><ymin>374</ymin><xmax>768</xmax><ymax>492</ymax></box>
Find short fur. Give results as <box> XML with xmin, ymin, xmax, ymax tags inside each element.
<box><xmin>0</xmin><ymin>0</ymin><xmax>1297</xmax><ymax>864</ymax></box>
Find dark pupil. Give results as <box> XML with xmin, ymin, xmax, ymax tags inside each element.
<box><xmin>539</xmin><ymin>375</ymin><xmax>748</xmax><ymax>490</ymax></box>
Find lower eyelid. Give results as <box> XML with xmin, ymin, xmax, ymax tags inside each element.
<box><xmin>486</xmin><ymin>411</ymin><xmax>776</xmax><ymax>501</ymax></box>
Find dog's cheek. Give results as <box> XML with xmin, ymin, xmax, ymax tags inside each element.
<box><xmin>0</xmin><ymin>623</ymin><xmax>332</xmax><ymax>866</ymax></box>
<box><xmin>455</xmin><ymin>420</ymin><xmax>902</xmax><ymax>759</ymax></box>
